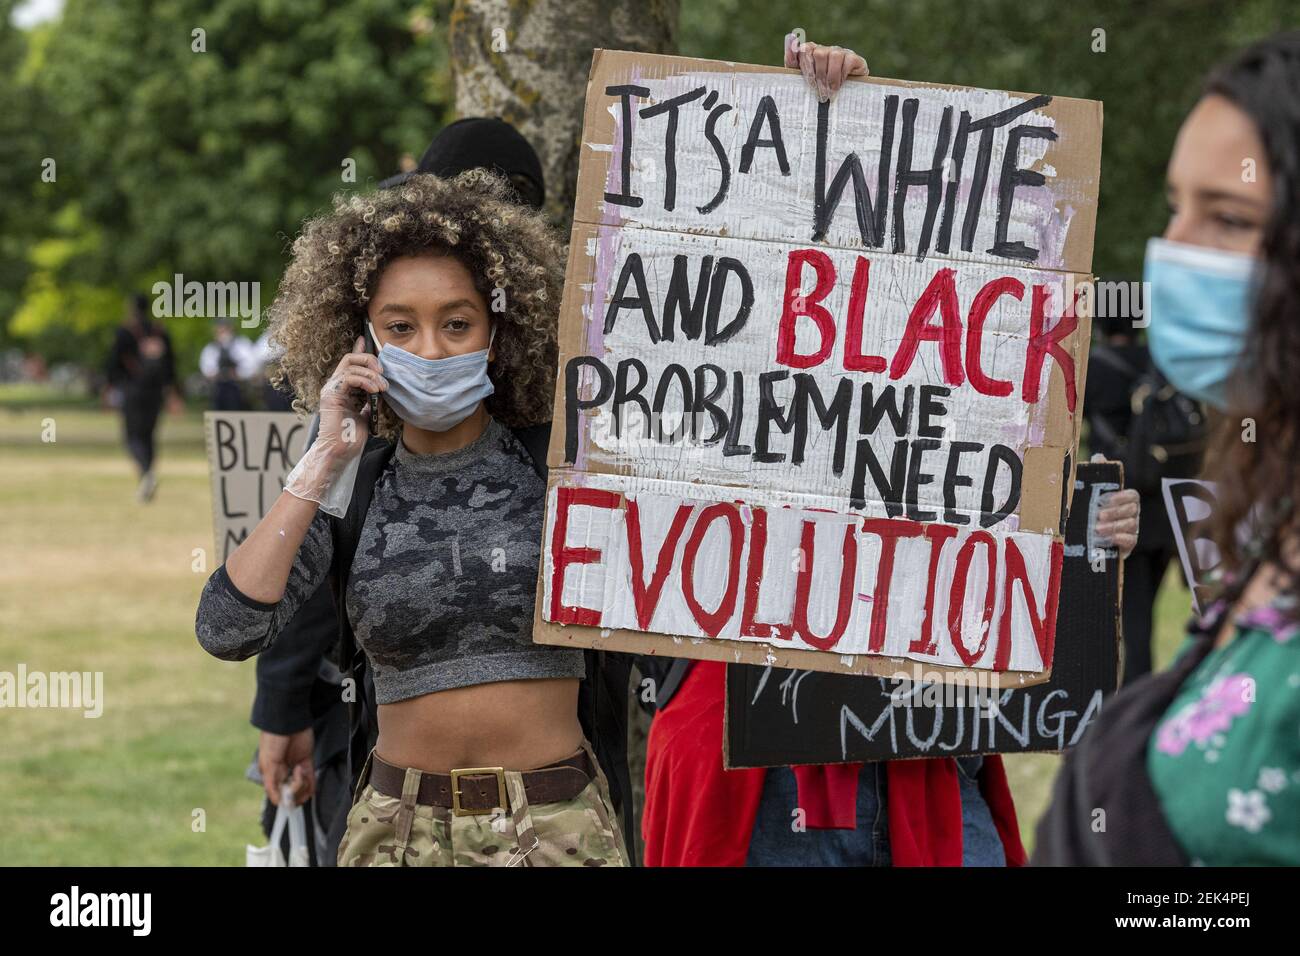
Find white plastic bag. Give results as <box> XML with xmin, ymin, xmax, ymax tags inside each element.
<box><xmin>246</xmin><ymin>784</ymin><xmax>311</xmax><ymax>867</ymax></box>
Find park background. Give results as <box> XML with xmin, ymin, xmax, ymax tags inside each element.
<box><xmin>1</xmin><ymin>0</ymin><xmax>1292</xmax><ymax>865</ymax></box>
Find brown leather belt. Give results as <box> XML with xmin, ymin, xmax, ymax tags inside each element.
<box><xmin>367</xmin><ymin>748</ymin><xmax>595</xmax><ymax>816</ymax></box>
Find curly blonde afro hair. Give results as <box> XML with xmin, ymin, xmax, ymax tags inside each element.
<box><xmin>268</xmin><ymin>169</ymin><xmax>563</xmax><ymax>437</ymax></box>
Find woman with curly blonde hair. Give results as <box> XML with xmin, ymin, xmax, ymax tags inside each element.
<box><xmin>195</xmin><ymin>169</ymin><xmax>629</xmax><ymax>867</ymax></box>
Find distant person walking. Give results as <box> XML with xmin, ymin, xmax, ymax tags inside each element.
<box><xmin>200</xmin><ymin>317</ymin><xmax>255</xmax><ymax>410</ymax></box>
<box><xmin>105</xmin><ymin>293</ymin><xmax>181</xmax><ymax>502</ymax></box>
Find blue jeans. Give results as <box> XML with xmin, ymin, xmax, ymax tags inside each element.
<box><xmin>744</xmin><ymin>756</ymin><xmax>1006</xmax><ymax>866</ymax></box>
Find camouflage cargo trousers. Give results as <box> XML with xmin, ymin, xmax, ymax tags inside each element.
<box><xmin>337</xmin><ymin>739</ymin><xmax>629</xmax><ymax>867</ymax></box>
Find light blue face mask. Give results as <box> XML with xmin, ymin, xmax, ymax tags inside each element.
<box><xmin>1143</xmin><ymin>237</ymin><xmax>1258</xmax><ymax>409</ymax></box>
<box><xmin>368</xmin><ymin>321</ymin><xmax>496</xmax><ymax>432</ymax></box>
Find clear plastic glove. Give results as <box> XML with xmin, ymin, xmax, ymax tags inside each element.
<box><xmin>784</xmin><ymin>31</ymin><xmax>869</xmax><ymax>102</ymax></box>
<box><xmin>1090</xmin><ymin>454</ymin><xmax>1140</xmax><ymax>559</ymax></box>
<box><xmin>283</xmin><ymin>336</ymin><xmax>387</xmax><ymax>517</ymax></box>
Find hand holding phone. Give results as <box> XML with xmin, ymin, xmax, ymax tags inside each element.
<box><xmin>362</xmin><ymin>325</ymin><xmax>381</xmax><ymax>434</ymax></box>
<box><xmin>317</xmin><ymin>337</ymin><xmax>384</xmax><ymax>455</ymax></box>
<box><xmin>283</xmin><ymin>337</ymin><xmax>387</xmax><ymax>514</ymax></box>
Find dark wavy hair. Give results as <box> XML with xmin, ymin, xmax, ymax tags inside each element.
<box><xmin>1200</xmin><ymin>32</ymin><xmax>1300</xmax><ymax>599</ymax></box>
<box><xmin>266</xmin><ymin>170</ymin><xmax>563</xmax><ymax>436</ymax></box>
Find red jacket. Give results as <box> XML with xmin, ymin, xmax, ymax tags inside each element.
<box><xmin>642</xmin><ymin>661</ymin><xmax>1027</xmax><ymax>867</ymax></box>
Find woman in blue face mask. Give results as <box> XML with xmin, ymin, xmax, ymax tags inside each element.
<box><xmin>193</xmin><ymin>170</ymin><xmax>633</xmax><ymax>867</ymax></box>
<box><xmin>1036</xmin><ymin>32</ymin><xmax>1300</xmax><ymax>866</ymax></box>
<box><xmin>1143</xmin><ymin>71</ymin><xmax>1276</xmax><ymax>408</ymax></box>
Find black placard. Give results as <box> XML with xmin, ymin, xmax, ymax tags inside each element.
<box><xmin>724</xmin><ymin>461</ymin><xmax>1122</xmax><ymax>766</ymax></box>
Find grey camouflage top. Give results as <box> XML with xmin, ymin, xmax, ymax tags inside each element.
<box><xmin>195</xmin><ymin>417</ymin><xmax>586</xmax><ymax>703</ymax></box>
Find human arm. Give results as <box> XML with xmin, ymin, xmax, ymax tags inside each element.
<box><xmin>194</xmin><ymin>508</ymin><xmax>334</xmax><ymax>661</ymax></box>
<box><xmin>251</xmin><ymin>581</ymin><xmax>339</xmax><ymax>734</ymax></box>
<box><xmin>223</xmin><ymin>336</ymin><xmax>384</xmax><ymax>602</ymax></box>
<box><xmin>194</xmin><ymin>337</ymin><xmax>386</xmax><ymax>657</ymax></box>
<box><xmin>250</xmin><ymin>581</ymin><xmax>340</xmax><ymax>805</ymax></box>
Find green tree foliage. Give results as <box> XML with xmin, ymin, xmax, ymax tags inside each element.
<box><xmin>681</xmin><ymin>0</ymin><xmax>1296</xmax><ymax>280</ymax></box>
<box><xmin>0</xmin><ymin>0</ymin><xmax>58</xmax><ymax>346</ymax></box>
<box><xmin>10</xmin><ymin>0</ymin><xmax>451</xmax><ymax>372</ymax></box>
<box><xmin>6</xmin><ymin>0</ymin><xmax>1296</xmax><ymax>376</ymax></box>
<box><xmin>10</xmin><ymin>207</ymin><xmax>123</xmax><ymax>368</ymax></box>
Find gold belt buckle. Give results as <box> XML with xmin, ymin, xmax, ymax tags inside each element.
<box><xmin>449</xmin><ymin>766</ymin><xmax>507</xmax><ymax>817</ymax></box>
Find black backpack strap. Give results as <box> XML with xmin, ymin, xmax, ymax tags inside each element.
<box><xmin>329</xmin><ymin>437</ymin><xmax>398</xmax><ymax>663</ymax></box>
<box><xmin>510</xmin><ymin>422</ymin><xmax>551</xmax><ymax>480</ymax></box>
<box><xmin>656</xmin><ymin>658</ymin><xmax>694</xmax><ymax>711</ymax></box>
<box><xmin>326</xmin><ymin>436</ymin><xmax>397</xmax><ymax>792</ymax></box>
<box><xmin>631</xmin><ymin>657</ymin><xmax>695</xmax><ymax>714</ymax></box>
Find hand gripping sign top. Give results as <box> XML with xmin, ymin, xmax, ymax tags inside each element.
<box><xmin>532</xmin><ymin>50</ymin><xmax>1102</xmax><ymax>687</ymax></box>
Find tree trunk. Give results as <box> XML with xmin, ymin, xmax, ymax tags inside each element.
<box><xmin>450</xmin><ymin>0</ymin><xmax>675</xmax><ymax>865</ymax></box>
<box><xmin>449</xmin><ymin>0</ymin><xmax>678</xmax><ymax>231</ymax></box>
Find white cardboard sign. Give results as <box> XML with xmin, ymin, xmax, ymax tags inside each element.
<box><xmin>203</xmin><ymin>411</ymin><xmax>308</xmax><ymax>562</ymax></box>
<box><xmin>533</xmin><ymin>51</ymin><xmax>1101</xmax><ymax>685</ymax></box>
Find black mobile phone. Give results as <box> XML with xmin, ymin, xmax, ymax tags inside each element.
<box><xmin>362</xmin><ymin>325</ymin><xmax>380</xmax><ymax>433</ymax></box>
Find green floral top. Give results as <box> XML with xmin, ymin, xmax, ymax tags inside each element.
<box><xmin>1147</xmin><ymin>592</ymin><xmax>1300</xmax><ymax>865</ymax></box>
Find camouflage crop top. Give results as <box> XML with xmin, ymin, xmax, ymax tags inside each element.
<box><xmin>195</xmin><ymin>417</ymin><xmax>586</xmax><ymax>703</ymax></box>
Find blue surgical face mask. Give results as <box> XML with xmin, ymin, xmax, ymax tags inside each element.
<box><xmin>368</xmin><ymin>321</ymin><xmax>496</xmax><ymax>432</ymax></box>
<box><xmin>1143</xmin><ymin>237</ymin><xmax>1258</xmax><ymax>409</ymax></box>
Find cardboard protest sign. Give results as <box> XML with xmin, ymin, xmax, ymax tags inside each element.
<box><xmin>204</xmin><ymin>412</ymin><xmax>308</xmax><ymax>561</ymax></box>
<box><xmin>533</xmin><ymin>50</ymin><xmax>1102</xmax><ymax>684</ymax></box>
<box><xmin>1162</xmin><ymin>477</ymin><xmax>1219</xmax><ymax>615</ymax></box>
<box><xmin>724</xmin><ymin>461</ymin><xmax>1122</xmax><ymax>765</ymax></box>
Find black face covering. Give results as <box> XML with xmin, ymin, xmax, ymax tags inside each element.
<box><xmin>379</xmin><ymin>117</ymin><xmax>545</xmax><ymax>209</ymax></box>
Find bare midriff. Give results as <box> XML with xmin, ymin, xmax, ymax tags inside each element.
<box><xmin>374</xmin><ymin>677</ymin><xmax>583</xmax><ymax>773</ymax></box>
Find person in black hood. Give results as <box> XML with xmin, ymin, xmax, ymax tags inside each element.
<box><xmin>379</xmin><ymin>117</ymin><xmax>544</xmax><ymax>209</ymax></box>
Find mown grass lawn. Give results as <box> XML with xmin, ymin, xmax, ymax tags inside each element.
<box><xmin>0</xmin><ymin>403</ymin><xmax>267</xmax><ymax>865</ymax></box>
<box><xmin>0</xmin><ymin>398</ymin><xmax>1195</xmax><ymax>864</ymax></box>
